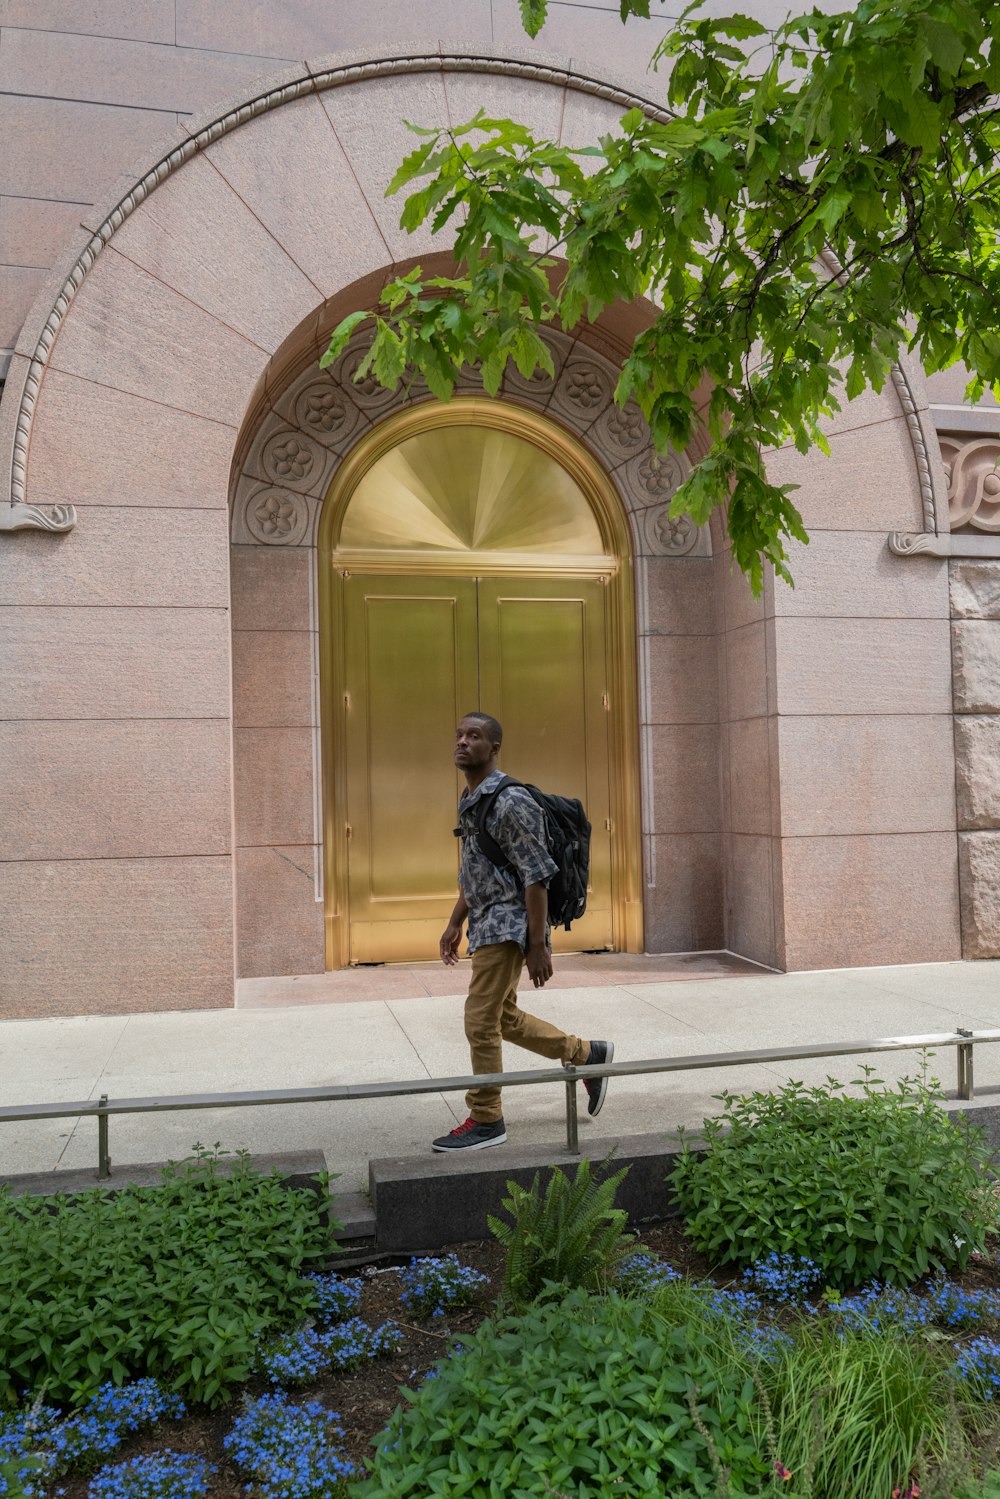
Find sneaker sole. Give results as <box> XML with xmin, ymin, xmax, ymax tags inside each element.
<box><xmin>431</xmin><ymin>1130</ymin><xmax>507</xmax><ymax>1153</ymax></box>
<box><xmin>587</xmin><ymin>1041</ymin><xmax>614</xmax><ymax>1117</ymax></box>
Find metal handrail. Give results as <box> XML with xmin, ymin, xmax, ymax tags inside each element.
<box><xmin>1</xmin><ymin>1028</ymin><xmax>996</xmax><ymax>1181</ymax></box>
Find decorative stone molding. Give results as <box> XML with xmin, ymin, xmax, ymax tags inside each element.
<box><xmin>0</xmin><ymin>502</ymin><xmax>76</xmax><ymax>533</ymax></box>
<box><xmin>230</xmin><ymin>325</ymin><xmax>706</xmax><ymax>556</ymax></box>
<box><xmin>940</xmin><ymin>436</ymin><xmax>1000</xmax><ymax>532</ymax></box>
<box><xmin>889</xmin><ymin>361</ymin><xmax>938</xmax><ymax>535</ymax></box>
<box><xmin>1</xmin><ymin>52</ymin><xmax>675</xmax><ymax>536</ymax></box>
<box><xmin>889</xmin><ymin>532</ymin><xmax>1000</xmax><ymax>559</ymax></box>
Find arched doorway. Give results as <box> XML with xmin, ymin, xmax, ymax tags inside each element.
<box><xmin>318</xmin><ymin>399</ymin><xmax>643</xmax><ymax>968</ymax></box>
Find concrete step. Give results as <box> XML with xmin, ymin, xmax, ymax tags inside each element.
<box><xmin>330</xmin><ymin>1189</ymin><xmax>376</xmax><ymax>1242</ymax></box>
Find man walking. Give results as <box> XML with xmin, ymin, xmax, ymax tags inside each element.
<box><xmin>432</xmin><ymin>712</ymin><xmax>613</xmax><ymax>1152</ymax></box>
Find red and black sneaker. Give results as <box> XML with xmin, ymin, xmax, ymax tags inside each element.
<box><xmin>431</xmin><ymin>1116</ymin><xmax>507</xmax><ymax>1152</ymax></box>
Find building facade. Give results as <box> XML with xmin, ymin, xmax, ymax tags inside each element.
<box><xmin>2</xmin><ymin>1</ymin><xmax>999</xmax><ymax>1019</ymax></box>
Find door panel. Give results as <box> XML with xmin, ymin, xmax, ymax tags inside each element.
<box><xmin>477</xmin><ymin>578</ymin><xmax>613</xmax><ymax>953</ymax></box>
<box><xmin>343</xmin><ymin>575</ymin><xmax>477</xmax><ymax>962</ymax></box>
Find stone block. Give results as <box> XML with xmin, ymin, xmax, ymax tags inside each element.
<box><xmin>0</xmin><ymin>506</ymin><xmax>230</xmax><ymax>608</ymax></box>
<box><xmin>0</xmin><ymin>96</ymin><xmax>179</xmax><ymax>201</ymax></box>
<box><xmin>953</xmin><ymin>621</ymin><xmax>1000</xmax><ymax>713</ymax></box>
<box><xmin>317</xmin><ymin>73</ymin><xmax>451</xmax><ymax>260</ymax></box>
<box><xmin>774</xmin><ymin>618</ymin><xmax>952</xmax><ymax>716</ymax></box>
<box><xmin>642</xmin><ymin>834</ymin><xmax>723</xmax><ymax>952</ymax></box>
<box><xmin>0</xmin><ymin>266</ymin><xmax>46</xmax><ymax>348</ymax></box>
<box><xmin>232</xmin><ymin>629</ymin><xmax>314</xmax><ymax>728</ymax></box>
<box><xmin>0</xmin><ymin>196</ymin><xmax>89</xmax><ymax>267</ymax></box>
<box><xmin>46</xmin><ymin>248</ymin><xmax>264</xmax><ymax>427</ymax></box>
<box><xmin>959</xmin><ymin>832</ymin><xmax>1000</xmax><ymax>957</ymax></box>
<box><xmin>111</xmin><ymin>155</ymin><xmax>319</xmax><ymax>353</ymax></box>
<box><xmin>235</xmin><ymin>845</ymin><xmax>325</xmax><ymax>978</ymax></box>
<box><xmin>643</xmin><ymin>633</ymin><xmax>718</xmax><ymax>725</ymax></box>
<box><xmin>177</xmin><ymin>0</ymin><xmax>487</xmax><ymax>54</ymax></box>
<box><xmin>763</xmin><ymin>420</ymin><xmax>927</xmax><ymax>533</ymax></box>
<box><xmin>639</xmin><ymin>556</ymin><xmax>715</xmax><ymax>636</ymax></box>
<box><xmin>204</xmin><ymin>92</ymin><xmax>391</xmax><ymax>301</ymax></box>
<box><xmin>230</xmin><ymin>546</ymin><xmax>313</xmax><ymax>632</ymax></box>
<box><xmin>0</xmin><ymin>0</ymin><xmax>175</xmax><ymax>42</ymax></box>
<box><xmin>950</xmin><ymin>561</ymin><xmax>1000</xmax><ymax>621</ymax></box>
<box><xmin>0</xmin><ymin>720</ymin><xmax>232</xmax><ymax>862</ymax></box>
<box><xmin>725</xmin><ymin>833</ymin><xmax>778</xmax><ymax>970</ymax></box>
<box><xmin>0</xmin><ymin>27</ymin><xmax>291</xmax><ymax>114</ymax></box>
<box><xmin>0</xmin><ymin>607</ymin><xmax>231</xmax><ymax>721</ymax></box>
<box><xmin>371</xmin><ymin>1133</ymin><xmax>691</xmax><ymax>1252</ymax></box>
<box><xmin>716</xmin><ymin>548</ymin><xmax>765</xmax><ymax>632</ymax></box>
<box><xmin>0</xmin><ymin>857</ymin><xmax>235</xmax><ymax>1018</ymax></box>
<box><xmin>493</xmin><ymin>6</ymin><xmax>673</xmax><ymax>98</ymax></box>
<box><xmin>781</xmin><ymin>833</ymin><xmax>961</xmax><ymax>971</ymax></box>
<box><xmin>234</xmin><ymin>727</ymin><xmax>315</xmax><ymax>848</ymax></box>
<box><xmin>955</xmin><ymin>717</ymin><xmax>1000</xmax><ymax>830</ymax></box>
<box><xmin>28</xmin><ymin>371</ymin><xmax>235</xmax><ymax>510</ymax></box>
<box><xmin>774</xmin><ymin>530</ymin><xmax>949</xmax><ymax>620</ymax></box>
<box><xmin>724</xmin><ymin>621</ymin><xmax>768</xmax><ymax>721</ymax></box>
<box><xmin>648</xmin><ymin>723</ymin><xmax>720</xmax><ymax>834</ymax></box>
<box><xmin>778</xmin><ymin>715</ymin><xmax>957</xmax><ymax>837</ymax></box>
<box><xmin>727</xmin><ymin>716</ymin><xmax>772</xmax><ymax>837</ymax></box>
<box><xmin>444</xmin><ymin>69</ymin><xmax>566</xmax><ymax>148</ymax></box>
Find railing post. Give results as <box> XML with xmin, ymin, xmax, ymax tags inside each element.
<box><xmin>97</xmin><ymin>1094</ymin><xmax>111</xmax><ymax>1180</ymax></box>
<box><xmin>957</xmin><ymin>1030</ymin><xmax>974</xmax><ymax>1101</ymax></box>
<box><xmin>564</xmin><ymin>1067</ymin><xmax>580</xmax><ymax>1154</ymax></box>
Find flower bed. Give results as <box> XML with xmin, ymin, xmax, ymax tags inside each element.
<box><xmin>8</xmin><ymin>1223</ymin><xmax>1000</xmax><ymax>1499</ymax></box>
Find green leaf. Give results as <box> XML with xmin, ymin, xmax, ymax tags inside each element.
<box><xmin>517</xmin><ymin>0</ymin><xmax>548</xmax><ymax>38</ymax></box>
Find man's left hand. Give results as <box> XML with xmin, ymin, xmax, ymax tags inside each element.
<box><xmin>526</xmin><ymin>943</ymin><xmax>553</xmax><ymax>988</ymax></box>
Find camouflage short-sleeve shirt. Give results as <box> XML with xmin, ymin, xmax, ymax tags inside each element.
<box><xmin>458</xmin><ymin>769</ymin><xmax>558</xmax><ymax>954</ymax></box>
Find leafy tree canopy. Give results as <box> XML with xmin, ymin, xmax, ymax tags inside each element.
<box><xmin>323</xmin><ymin>0</ymin><xmax>1000</xmax><ymax>589</ymax></box>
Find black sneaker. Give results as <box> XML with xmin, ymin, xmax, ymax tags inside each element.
<box><xmin>431</xmin><ymin>1116</ymin><xmax>507</xmax><ymax>1152</ymax></box>
<box><xmin>583</xmin><ymin>1040</ymin><xmax>614</xmax><ymax>1117</ymax></box>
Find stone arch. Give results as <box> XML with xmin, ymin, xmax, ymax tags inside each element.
<box><xmin>227</xmin><ymin>311</ymin><xmax>719</xmax><ymax>976</ymax></box>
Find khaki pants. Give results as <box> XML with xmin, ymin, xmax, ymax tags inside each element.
<box><xmin>464</xmin><ymin>941</ymin><xmax>589</xmax><ymax>1122</ymax></box>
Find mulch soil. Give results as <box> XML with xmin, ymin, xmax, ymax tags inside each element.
<box><xmin>47</xmin><ymin>1220</ymin><xmax>1000</xmax><ymax>1497</ymax></box>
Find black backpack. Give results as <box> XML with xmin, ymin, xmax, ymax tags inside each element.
<box><xmin>469</xmin><ymin>775</ymin><xmax>592</xmax><ymax>931</ymax></box>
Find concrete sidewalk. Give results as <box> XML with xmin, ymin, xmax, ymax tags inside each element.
<box><xmin>2</xmin><ymin>953</ymin><xmax>999</xmax><ymax>1194</ymax></box>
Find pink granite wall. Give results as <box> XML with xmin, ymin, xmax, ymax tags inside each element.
<box><xmin>758</xmin><ymin>384</ymin><xmax>961</xmax><ymax>970</ymax></box>
<box><xmin>640</xmin><ymin>557</ymin><xmax>722</xmax><ymax>952</ymax></box>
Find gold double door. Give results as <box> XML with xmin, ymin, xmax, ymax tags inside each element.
<box><xmin>340</xmin><ymin>572</ymin><xmax>615</xmax><ymax>964</ymax></box>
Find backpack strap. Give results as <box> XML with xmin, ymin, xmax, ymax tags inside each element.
<box><xmin>471</xmin><ymin>775</ymin><xmax>523</xmax><ymax>876</ymax></box>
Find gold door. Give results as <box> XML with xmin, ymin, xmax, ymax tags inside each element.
<box><xmin>477</xmin><ymin>577</ymin><xmax>613</xmax><ymax>953</ymax></box>
<box><xmin>342</xmin><ymin>573</ymin><xmax>612</xmax><ymax>962</ymax></box>
<box><xmin>321</xmin><ymin>400</ymin><xmax>644</xmax><ymax>968</ymax></box>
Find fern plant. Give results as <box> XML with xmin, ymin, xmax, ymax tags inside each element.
<box><xmin>487</xmin><ymin>1157</ymin><xmax>633</xmax><ymax>1312</ymax></box>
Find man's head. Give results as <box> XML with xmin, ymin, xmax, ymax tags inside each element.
<box><xmin>454</xmin><ymin>712</ymin><xmax>503</xmax><ymax>775</ymax></box>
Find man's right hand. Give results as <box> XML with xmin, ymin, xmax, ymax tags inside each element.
<box><xmin>440</xmin><ymin>923</ymin><xmax>463</xmax><ymax>966</ymax></box>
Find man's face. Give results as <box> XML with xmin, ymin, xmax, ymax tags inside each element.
<box><xmin>454</xmin><ymin>717</ymin><xmax>497</xmax><ymax>771</ymax></box>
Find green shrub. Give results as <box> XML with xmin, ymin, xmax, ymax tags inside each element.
<box><xmin>0</xmin><ymin>1150</ymin><xmax>334</xmax><ymax>1407</ymax></box>
<box><xmin>487</xmin><ymin>1157</ymin><xmax>633</xmax><ymax>1312</ymax></box>
<box><xmin>355</xmin><ymin>1287</ymin><xmax>769</xmax><ymax>1498</ymax></box>
<box><xmin>672</xmin><ymin>1069</ymin><xmax>992</xmax><ymax>1286</ymax></box>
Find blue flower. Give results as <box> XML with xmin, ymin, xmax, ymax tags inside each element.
<box><xmin>397</xmin><ymin>1255</ymin><xmax>488</xmax><ymax>1320</ymax></box>
<box><xmin>615</xmin><ymin>1253</ymin><xmax>682</xmax><ymax>1298</ymax></box>
<box><xmin>224</xmin><ymin>1393</ymin><xmax>358</xmax><ymax>1498</ymax></box>
<box><xmin>741</xmin><ymin>1253</ymin><xmax>823</xmax><ymax>1305</ymax></box>
<box><xmin>88</xmin><ymin>1451</ymin><xmax>212</xmax><ymax>1499</ymax></box>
